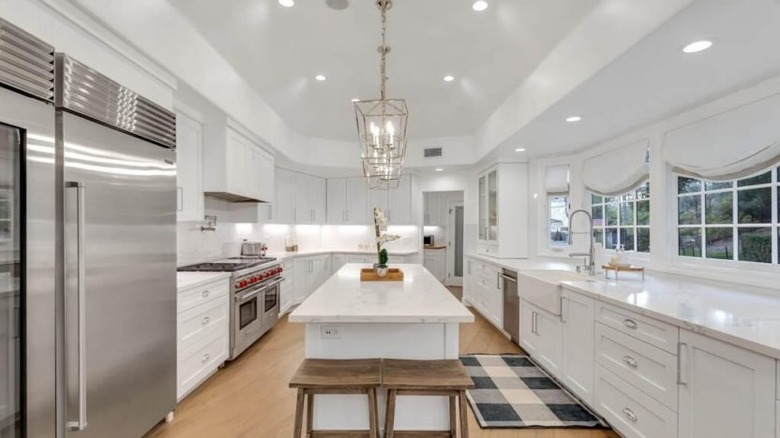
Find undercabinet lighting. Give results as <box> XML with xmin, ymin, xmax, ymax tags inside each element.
<box><xmin>682</xmin><ymin>40</ymin><xmax>713</xmax><ymax>54</ymax></box>
<box><xmin>443</xmin><ymin>75</ymin><xmax>455</xmax><ymax>82</ymax></box>
<box><xmin>315</xmin><ymin>74</ymin><xmax>327</xmax><ymax>81</ymax></box>
<box><xmin>435</xmin><ymin>168</ymin><xmax>444</xmax><ymax>172</ymax></box>
<box><xmin>472</xmin><ymin>1</ymin><xmax>488</xmax><ymax>12</ymax></box>
<box><xmin>514</xmin><ymin>148</ymin><xmax>526</xmax><ymax>152</ymax></box>
<box><xmin>565</xmin><ymin>116</ymin><xmax>582</xmax><ymax>123</ymax></box>
<box><xmin>279</xmin><ymin>0</ymin><xmax>294</xmax><ymax>7</ymax></box>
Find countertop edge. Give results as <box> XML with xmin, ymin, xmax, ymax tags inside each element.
<box><xmin>288</xmin><ymin>315</ymin><xmax>475</xmax><ymax>324</ymax></box>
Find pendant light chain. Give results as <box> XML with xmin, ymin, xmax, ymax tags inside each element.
<box><xmin>378</xmin><ymin>0</ymin><xmax>390</xmax><ymax>101</ymax></box>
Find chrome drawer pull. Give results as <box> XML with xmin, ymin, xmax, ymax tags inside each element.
<box><xmin>622</xmin><ymin>407</ymin><xmax>638</xmax><ymax>423</ymax></box>
<box><xmin>202</xmin><ymin>353</ymin><xmax>211</xmax><ymax>363</ymax></box>
<box><xmin>202</xmin><ymin>316</ymin><xmax>210</xmax><ymax>325</ymax></box>
<box><xmin>623</xmin><ymin>319</ymin><xmax>638</xmax><ymax>329</ymax></box>
<box><xmin>202</xmin><ymin>290</ymin><xmax>210</xmax><ymax>298</ymax></box>
<box><xmin>622</xmin><ymin>355</ymin><xmax>639</xmax><ymax>368</ymax></box>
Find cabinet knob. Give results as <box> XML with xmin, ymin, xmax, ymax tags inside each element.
<box><xmin>622</xmin><ymin>407</ymin><xmax>638</xmax><ymax>423</ymax></box>
<box><xmin>202</xmin><ymin>353</ymin><xmax>211</xmax><ymax>363</ymax></box>
<box><xmin>202</xmin><ymin>290</ymin><xmax>210</xmax><ymax>298</ymax></box>
<box><xmin>622</xmin><ymin>355</ymin><xmax>639</xmax><ymax>368</ymax></box>
<box><xmin>622</xmin><ymin>319</ymin><xmax>638</xmax><ymax>330</ymax></box>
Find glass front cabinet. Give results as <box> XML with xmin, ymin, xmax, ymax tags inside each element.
<box><xmin>477</xmin><ymin>163</ymin><xmax>529</xmax><ymax>258</ymax></box>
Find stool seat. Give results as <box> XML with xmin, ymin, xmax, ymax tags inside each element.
<box><xmin>289</xmin><ymin>358</ymin><xmax>382</xmax><ymax>389</ymax></box>
<box><xmin>382</xmin><ymin>359</ymin><xmax>474</xmax><ymax>390</ymax></box>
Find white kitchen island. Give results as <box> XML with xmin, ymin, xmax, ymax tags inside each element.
<box><xmin>289</xmin><ymin>263</ymin><xmax>474</xmax><ymax>432</ymax></box>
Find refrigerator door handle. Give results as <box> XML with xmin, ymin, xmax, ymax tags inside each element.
<box><xmin>66</xmin><ymin>181</ymin><xmax>88</xmax><ymax>431</ymax></box>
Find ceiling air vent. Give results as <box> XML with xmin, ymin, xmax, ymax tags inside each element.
<box><xmin>424</xmin><ymin>147</ymin><xmax>442</xmax><ymax>158</ymax></box>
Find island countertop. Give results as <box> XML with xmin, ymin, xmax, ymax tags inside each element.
<box><xmin>289</xmin><ymin>263</ymin><xmax>474</xmax><ymax>324</ymax></box>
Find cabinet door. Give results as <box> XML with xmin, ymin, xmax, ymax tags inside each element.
<box><xmin>346</xmin><ymin>177</ymin><xmax>368</xmax><ymax>224</ymax></box>
<box><xmin>425</xmin><ymin>192</ymin><xmax>442</xmax><ymax>226</ymax></box>
<box><xmin>487</xmin><ymin>169</ymin><xmax>498</xmax><ymax>241</ymax></box>
<box><xmin>327</xmin><ymin>179</ymin><xmax>347</xmax><ymax>224</ymax></box>
<box><xmin>295</xmin><ymin>173</ymin><xmax>311</xmax><ymax>224</ymax></box>
<box><xmin>536</xmin><ymin>307</ymin><xmax>563</xmax><ymax>377</ymax></box>
<box><xmin>423</xmin><ymin>254</ymin><xmax>436</xmax><ymax>275</ymax></box>
<box><xmin>679</xmin><ymin>330</ymin><xmax>776</xmax><ymax>438</ymax></box>
<box><xmin>293</xmin><ymin>259</ymin><xmax>310</xmax><ymax>304</ymax></box>
<box><xmin>244</xmin><ymin>146</ymin><xmax>261</xmax><ymax>200</ymax></box>
<box><xmin>310</xmin><ymin>176</ymin><xmax>327</xmax><ymax>224</ymax></box>
<box><xmin>478</xmin><ymin>175</ymin><xmax>487</xmax><ymax>241</ymax></box>
<box><xmin>519</xmin><ymin>300</ymin><xmax>538</xmax><ymax>355</ymax></box>
<box><xmin>225</xmin><ymin>129</ymin><xmax>247</xmax><ymax>196</ymax></box>
<box><xmin>175</xmin><ymin>112</ymin><xmax>204</xmax><ymax>222</ymax></box>
<box><xmin>273</xmin><ymin>169</ymin><xmax>297</xmax><ymax>224</ymax></box>
<box><xmin>255</xmin><ymin>147</ymin><xmax>274</xmax><ymax>203</ymax></box>
<box><xmin>561</xmin><ymin>290</ymin><xmax>595</xmax><ymax>406</ymax></box>
<box><xmin>388</xmin><ymin>174</ymin><xmax>411</xmax><ymax>224</ymax></box>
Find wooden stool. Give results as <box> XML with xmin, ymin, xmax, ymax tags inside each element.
<box><xmin>382</xmin><ymin>359</ymin><xmax>475</xmax><ymax>438</ymax></box>
<box><xmin>289</xmin><ymin>358</ymin><xmax>382</xmax><ymax>438</ymax></box>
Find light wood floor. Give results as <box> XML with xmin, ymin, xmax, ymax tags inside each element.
<box><xmin>146</xmin><ymin>298</ymin><xmax>618</xmax><ymax>438</ymax></box>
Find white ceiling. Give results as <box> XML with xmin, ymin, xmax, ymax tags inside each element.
<box><xmin>168</xmin><ymin>0</ymin><xmax>598</xmax><ymax>141</ymax></box>
<box><xmin>499</xmin><ymin>0</ymin><xmax>780</xmax><ymax>159</ymax></box>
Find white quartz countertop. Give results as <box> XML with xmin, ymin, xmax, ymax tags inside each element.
<box><xmin>466</xmin><ymin>253</ymin><xmax>577</xmax><ymax>272</ymax></box>
<box><xmin>177</xmin><ymin>271</ymin><xmax>231</xmax><ymax>291</ymax></box>
<box><xmin>289</xmin><ymin>263</ymin><xmax>474</xmax><ymax>324</ymax></box>
<box><xmin>562</xmin><ymin>272</ymin><xmax>780</xmax><ymax>359</ymax></box>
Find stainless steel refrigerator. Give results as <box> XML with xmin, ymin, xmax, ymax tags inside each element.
<box><xmin>55</xmin><ymin>54</ymin><xmax>178</xmax><ymax>438</ymax></box>
<box><xmin>1</xmin><ymin>19</ymin><xmax>177</xmax><ymax>438</ymax></box>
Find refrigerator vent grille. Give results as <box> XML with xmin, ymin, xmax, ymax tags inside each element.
<box><xmin>0</xmin><ymin>18</ymin><xmax>55</xmax><ymax>102</ymax></box>
<box><xmin>55</xmin><ymin>54</ymin><xmax>177</xmax><ymax>149</ymax></box>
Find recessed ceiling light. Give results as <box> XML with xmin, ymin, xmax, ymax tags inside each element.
<box><xmin>351</xmin><ymin>98</ymin><xmax>360</xmax><ymax>102</ymax></box>
<box><xmin>443</xmin><ymin>75</ymin><xmax>455</xmax><ymax>82</ymax></box>
<box><xmin>435</xmin><ymin>168</ymin><xmax>444</xmax><ymax>172</ymax></box>
<box><xmin>514</xmin><ymin>148</ymin><xmax>526</xmax><ymax>152</ymax></box>
<box><xmin>315</xmin><ymin>74</ymin><xmax>327</xmax><ymax>81</ymax></box>
<box><xmin>279</xmin><ymin>0</ymin><xmax>294</xmax><ymax>7</ymax></box>
<box><xmin>565</xmin><ymin>116</ymin><xmax>582</xmax><ymax>123</ymax></box>
<box><xmin>472</xmin><ymin>1</ymin><xmax>488</xmax><ymax>12</ymax></box>
<box><xmin>682</xmin><ymin>40</ymin><xmax>713</xmax><ymax>54</ymax></box>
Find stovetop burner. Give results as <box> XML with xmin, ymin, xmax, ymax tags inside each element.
<box><xmin>177</xmin><ymin>256</ymin><xmax>277</xmax><ymax>273</ymax></box>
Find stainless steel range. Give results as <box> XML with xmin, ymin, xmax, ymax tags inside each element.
<box><xmin>178</xmin><ymin>257</ymin><xmax>283</xmax><ymax>360</ymax></box>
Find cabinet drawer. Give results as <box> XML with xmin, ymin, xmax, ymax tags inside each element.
<box><xmin>178</xmin><ymin>280</ymin><xmax>229</xmax><ymax>314</ymax></box>
<box><xmin>178</xmin><ymin>331</ymin><xmax>228</xmax><ymax>399</ymax></box>
<box><xmin>596</xmin><ymin>302</ymin><xmax>678</xmax><ymax>354</ymax></box>
<box><xmin>178</xmin><ymin>297</ymin><xmax>228</xmax><ymax>350</ymax></box>
<box><xmin>596</xmin><ymin>323</ymin><xmax>678</xmax><ymax>411</ymax></box>
<box><xmin>595</xmin><ymin>365</ymin><xmax>677</xmax><ymax>438</ymax></box>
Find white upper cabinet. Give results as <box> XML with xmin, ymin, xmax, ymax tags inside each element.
<box><xmin>424</xmin><ymin>192</ymin><xmax>442</xmax><ymax>226</ymax></box>
<box><xmin>175</xmin><ymin>111</ymin><xmax>204</xmax><ymax>222</ymax></box>
<box><xmin>263</xmin><ymin>168</ymin><xmax>297</xmax><ymax>224</ymax></box>
<box><xmin>327</xmin><ymin>177</ymin><xmax>368</xmax><ymax>225</ymax></box>
<box><xmin>477</xmin><ymin>163</ymin><xmax>528</xmax><ymax>258</ymax></box>
<box><xmin>203</xmin><ymin>119</ymin><xmax>274</xmax><ymax>203</ymax></box>
<box><xmin>388</xmin><ymin>174</ymin><xmax>413</xmax><ymax>224</ymax></box>
<box><xmin>295</xmin><ymin>173</ymin><xmax>326</xmax><ymax>224</ymax></box>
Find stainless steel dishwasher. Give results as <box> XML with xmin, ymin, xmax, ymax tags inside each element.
<box><xmin>501</xmin><ymin>269</ymin><xmax>519</xmax><ymax>343</ymax></box>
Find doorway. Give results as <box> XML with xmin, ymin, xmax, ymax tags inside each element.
<box><xmin>422</xmin><ymin>191</ymin><xmax>464</xmax><ymax>286</ymax></box>
<box><xmin>447</xmin><ymin>201</ymin><xmax>465</xmax><ymax>286</ymax></box>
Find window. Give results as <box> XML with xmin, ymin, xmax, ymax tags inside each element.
<box><xmin>591</xmin><ymin>182</ymin><xmax>650</xmax><ymax>252</ymax></box>
<box><xmin>549</xmin><ymin>195</ymin><xmax>569</xmax><ymax>247</ymax></box>
<box><xmin>677</xmin><ymin>167</ymin><xmax>779</xmax><ymax>264</ymax></box>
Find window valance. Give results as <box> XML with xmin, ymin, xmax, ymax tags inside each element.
<box><xmin>582</xmin><ymin>139</ymin><xmax>649</xmax><ymax>196</ymax></box>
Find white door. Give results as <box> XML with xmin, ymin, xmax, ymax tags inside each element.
<box><xmin>561</xmin><ymin>290</ymin><xmax>595</xmax><ymax>405</ymax></box>
<box><xmin>346</xmin><ymin>177</ymin><xmax>368</xmax><ymax>224</ymax></box>
<box><xmin>175</xmin><ymin>112</ymin><xmax>204</xmax><ymax>222</ymax></box>
<box><xmin>327</xmin><ymin>178</ymin><xmax>347</xmax><ymax>224</ymax></box>
<box><xmin>678</xmin><ymin>330</ymin><xmax>776</xmax><ymax>438</ymax></box>
<box><xmin>446</xmin><ymin>201</ymin><xmax>464</xmax><ymax>286</ymax></box>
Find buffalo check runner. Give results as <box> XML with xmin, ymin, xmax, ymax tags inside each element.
<box><xmin>459</xmin><ymin>354</ymin><xmax>606</xmax><ymax>429</ymax></box>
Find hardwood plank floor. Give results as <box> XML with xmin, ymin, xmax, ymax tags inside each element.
<box><xmin>146</xmin><ymin>306</ymin><xmax>617</xmax><ymax>438</ymax></box>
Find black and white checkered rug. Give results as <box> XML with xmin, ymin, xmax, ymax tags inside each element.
<box><xmin>459</xmin><ymin>354</ymin><xmax>606</xmax><ymax>429</ymax></box>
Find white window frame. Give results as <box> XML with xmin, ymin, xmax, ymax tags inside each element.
<box><xmin>590</xmin><ymin>181</ymin><xmax>651</xmax><ymax>254</ymax></box>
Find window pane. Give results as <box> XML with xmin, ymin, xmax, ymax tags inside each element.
<box><xmin>592</xmin><ymin>205</ymin><xmax>604</xmax><ymax>227</ymax></box>
<box><xmin>737</xmin><ymin>187</ymin><xmax>771</xmax><ymax>224</ymax></box>
<box><xmin>636</xmin><ymin>200</ymin><xmax>650</xmax><ymax>226</ymax></box>
<box><xmin>678</xmin><ymin>195</ymin><xmax>701</xmax><ymax>225</ymax></box>
<box><xmin>738</xmin><ymin>227</ymin><xmax>772</xmax><ymax>263</ymax></box>
<box><xmin>619</xmin><ymin>228</ymin><xmax>635</xmax><ymax>251</ymax></box>
<box><xmin>593</xmin><ymin>229</ymin><xmax>604</xmax><ymax>245</ymax></box>
<box><xmin>591</xmin><ymin>194</ymin><xmax>603</xmax><ymax>205</ymax></box>
<box><xmin>549</xmin><ymin>196</ymin><xmax>569</xmax><ymax>246</ymax></box>
<box><xmin>636</xmin><ymin>182</ymin><xmax>650</xmax><ymax>199</ymax></box>
<box><xmin>606</xmin><ymin>196</ymin><xmax>619</xmax><ymax>204</ymax></box>
<box><xmin>619</xmin><ymin>202</ymin><xmax>635</xmax><ymax>226</ymax></box>
<box><xmin>637</xmin><ymin>228</ymin><xmax>650</xmax><ymax>253</ymax></box>
<box><xmin>604</xmin><ymin>228</ymin><xmax>618</xmax><ymax>250</ymax></box>
<box><xmin>705</xmin><ymin>181</ymin><xmax>732</xmax><ymax>191</ymax></box>
<box><xmin>737</xmin><ymin>171</ymin><xmax>772</xmax><ymax>187</ymax></box>
<box><xmin>621</xmin><ymin>191</ymin><xmax>636</xmax><ymax>202</ymax></box>
<box><xmin>705</xmin><ymin>192</ymin><xmax>733</xmax><ymax>225</ymax></box>
<box><xmin>705</xmin><ymin>228</ymin><xmax>733</xmax><ymax>260</ymax></box>
<box><xmin>605</xmin><ymin>203</ymin><xmax>618</xmax><ymax>226</ymax></box>
<box><xmin>678</xmin><ymin>177</ymin><xmax>701</xmax><ymax>194</ymax></box>
<box><xmin>678</xmin><ymin>228</ymin><xmax>702</xmax><ymax>257</ymax></box>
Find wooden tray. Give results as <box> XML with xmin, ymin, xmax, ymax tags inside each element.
<box><xmin>360</xmin><ymin>268</ymin><xmax>404</xmax><ymax>282</ymax></box>
<box><xmin>602</xmin><ymin>264</ymin><xmax>644</xmax><ymax>272</ymax></box>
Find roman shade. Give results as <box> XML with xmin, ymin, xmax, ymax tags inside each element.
<box><xmin>662</xmin><ymin>92</ymin><xmax>780</xmax><ymax>181</ymax></box>
<box><xmin>582</xmin><ymin>139</ymin><xmax>649</xmax><ymax>196</ymax></box>
<box><xmin>545</xmin><ymin>165</ymin><xmax>569</xmax><ymax>194</ymax></box>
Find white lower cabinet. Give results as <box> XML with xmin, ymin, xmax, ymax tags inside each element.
<box><xmin>423</xmin><ymin>249</ymin><xmax>446</xmax><ymax>282</ymax></box>
<box><xmin>560</xmin><ymin>290</ymin><xmax>595</xmax><ymax>406</ymax></box>
<box><xmin>293</xmin><ymin>254</ymin><xmax>332</xmax><ymax>304</ymax></box>
<box><xmin>519</xmin><ymin>299</ymin><xmax>562</xmax><ymax>377</ymax></box>
<box><xmin>332</xmin><ymin>253</ymin><xmax>347</xmax><ymax>273</ymax></box>
<box><xmin>678</xmin><ymin>330</ymin><xmax>776</xmax><ymax>438</ymax></box>
<box><xmin>177</xmin><ymin>277</ymin><xmax>230</xmax><ymax>401</ymax></box>
<box><xmin>465</xmin><ymin>258</ymin><xmax>503</xmax><ymax>329</ymax></box>
<box><xmin>280</xmin><ymin>258</ymin><xmax>295</xmax><ymax>314</ymax></box>
<box><xmin>595</xmin><ymin>364</ymin><xmax>678</xmax><ymax>438</ymax></box>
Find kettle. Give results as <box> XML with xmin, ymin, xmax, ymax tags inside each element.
<box><xmin>241</xmin><ymin>240</ymin><xmax>267</xmax><ymax>257</ymax></box>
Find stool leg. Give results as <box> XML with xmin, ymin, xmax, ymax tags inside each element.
<box><xmin>458</xmin><ymin>390</ymin><xmax>469</xmax><ymax>438</ymax></box>
<box><xmin>293</xmin><ymin>388</ymin><xmax>305</xmax><ymax>438</ymax></box>
<box><xmin>385</xmin><ymin>389</ymin><xmax>397</xmax><ymax>438</ymax></box>
<box><xmin>367</xmin><ymin>388</ymin><xmax>378</xmax><ymax>438</ymax></box>
<box><xmin>449</xmin><ymin>394</ymin><xmax>457</xmax><ymax>437</ymax></box>
<box><xmin>306</xmin><ymin>390</ymin><xmax>313</xmax><ymax>437</ymax></box>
